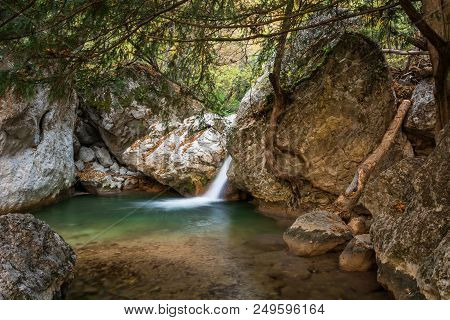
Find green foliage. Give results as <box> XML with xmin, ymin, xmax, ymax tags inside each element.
<box><xmin>0</xmin><ymin>0</ymin><xmax>421</xmax><ymax>113</ymax></box>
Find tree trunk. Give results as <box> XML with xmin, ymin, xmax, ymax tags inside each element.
<box><xmin>421</xmin><ymin>0</ymin><xmax>449</xmax><ymax>132</ymax></box>
<box><xmin>334</xmin><ymin>100</ymin><xmax>412</xmax><ymax>216</ymax></box>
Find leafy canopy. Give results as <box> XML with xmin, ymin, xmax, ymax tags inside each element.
<box><xmin>0</xmin><ymin>0</ymin><xmax>417</xmax><ymax>113</ymax></box>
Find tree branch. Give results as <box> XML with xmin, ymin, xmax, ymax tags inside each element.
<box><xmin>398</xmin><ymin>0</ymin><xmax>447</xmax><ymax>51</ymax></box>
<box><xmin>0</xmin><ymin>0</ymin><xmax>36</xmax><ymax>29</ymax></box>
<box><xmin>382</xmin><ymin>48</ymin><xmax>428</xmax><ymax>55</ymax></box>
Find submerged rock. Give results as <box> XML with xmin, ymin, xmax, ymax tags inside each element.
<box><xmin>244</xmin><ymin>234</ymin><xmax>286</xmax><ymax>252</ymax></box>
<box><xmin>228</xmin><ymin>33</ymin><xmax>410</xmax><ymax>217</ymax></box>
<box><xmin>339</xmin><ymin>234</ymin><xmax>375</xmax><ymax>272</ymax></box>
<box><xmin>0</xmin><ymin>213</ymin><xmax>76</xmax><ymax>299</ymax></box>
<box><xmin>283</xmin><ymin>210</ymin><xmax>352</xmax><ymax>256</ymax></box>
<box><xmin>361</xmin><ymin>126</ymin><xmax>449</xmax><ymax>299</ymax></box>
<box><xmin>0</xmin><ymin>88</ymin><xmax>77</xmax><ymax>214</ymax></box>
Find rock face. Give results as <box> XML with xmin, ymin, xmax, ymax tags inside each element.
<box><xmin>0</xmin><ymin>88</ymin><xmax>77</xmax><ymax>214</ymax></box>
<box><xmin>0</xmin><ymin>213</ymin><xmax>76</xmax><ymax>299</ymax></box>
<box><xmin>228</xmin><ymin>33</ymin><xmax>409</xmax><ymax>216</ymax></box>
<box><xmin>339</xmin><ymin>234</ymin><xmax>375</xmax><ymax>272</ymax></box>
<box><xmin>361</xmin><ymin>126</ymin><xmax>449</xmax><ymax>299</ymax></box>
<box><xmin>81</xmin><ymin>64</ymin><xmax>231</xmax><ymax>195</ymax></box>
<box><xmin>283</xmin><ymin>210</ymin><xmax>353</xmax><ymax>256</ymax></box>
<box><xmin>404</xmin><ymin>78</ymin><xmax>436</xmax><ymax>138</ymax></box>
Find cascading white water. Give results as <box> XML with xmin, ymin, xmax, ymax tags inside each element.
<box><xmin>150</xmin><ymin>156</ymin><xmax>232</xmax><ymax>209</ymax></box>
<box><xmin>202</xmin><ymin>156</ymin><xmax>232</xmax><ymax>200</ymax></box>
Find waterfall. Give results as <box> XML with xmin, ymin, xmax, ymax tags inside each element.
<box><xmin>150</xmin><ymin>156</ymin><xmax>232</xmax><ymax>209</ymax></box>
<box><xmin>202</xmin><ymin>156</ymin><xmax>232</xmax><ymax>200</ymax></box>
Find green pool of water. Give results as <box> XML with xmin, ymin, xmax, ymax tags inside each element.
<box><xmin>34</xmin><ymin>194</ymin><xmax>283</xmax><ymax>246</ymax></box>
<box><xmin>33</xmin><ymin>194</ymin><xmax>389</xmax><ymax>300</ymax></box>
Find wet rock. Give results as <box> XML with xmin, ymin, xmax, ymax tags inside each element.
<box><xmin>228</xmin><ymin>33</ymin><xmax>409</xmax><ymax>216</ymax></box>
<box><xmin>404</xmin><ymin>78</ymin><xmax>436</xmax><ymax>138</ymax></box>
<box><xmin>361</xmin><ymin>126</ymin><xmax>450</xmax><ymax>299</ymax></box>
<box><xmin>78</xmin><ymin>146</ymin><xmax>95</xmax><ymax>163</ymax></box>
<box><xmin>269</xmin><ymin>258</ymin><xmax>312</xmax><ymax>281</ymax></box>
<box><xmin>93</xmin><ymin>146</ymin><xmax>113</xmax><ymax>167</ymax></box>
<box><xmin>0</xmin><ymin>213</ymin><xmax>76</xmax><ymax>299</ymax></box>
<box><xmin>348</xmin><ymin>216</ymin><xmax>368</xmax><ymax>236</ymax></box>
<box><xmin>283</xmin><ymin>210</ymin><xmax>353</xmax><ymax>256</ymax></box>
<box><xmin>339</xmin><ymin>234</ymin><xmax>375</xmax><ymax>272</ymax></box>
<box><xmin>0</xmin><ymin>87</ymin><xmax>77</xmax><ymax>214</ymax></box>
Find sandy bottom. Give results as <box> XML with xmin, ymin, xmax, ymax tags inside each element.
<box><xmin>67</xmin><ymin>234</ymin><xmax>391</xmax><ymax>300</ymax></box>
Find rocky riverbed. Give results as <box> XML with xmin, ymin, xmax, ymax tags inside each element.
<box><xmin>68</xmin><ymin>237</ymin><xmax>389</xmax><ymax>300</ymax></box>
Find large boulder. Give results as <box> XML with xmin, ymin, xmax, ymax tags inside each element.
<box><xmin>228</xmin><ymin>33</ymin><xmax>410</xmax><ymax>216</ymax></box>
<box><xmin>361</xmin><ymin>126</ymin><xmax>449</xmax><ymax>299</ymax></box>
<box><xmin>77</xmin><ymin>161</ymin><xmax>166</xmax><ymax>195</ymax></box>
<box><xmin>283</xmin><ymin>210</ymin><xmax>352</xmax><ymax>256</ymax></box>
<box><xmin>0</xmin><ymin>88</ymin><xmax>77</xmax><ymax>214</ymax></box>
<box><xmin>0</xmin><ymin>213</ymin><xmax>76</xmax><ymax>299</ymax></box>
<box><xmin>403</xmin><ymin>77</ymin><xmax>437</xmax><ymax>156</ymax></box>
<box><xmin>122</xmin><ymin>113</ymin><xmax>233</xmax><ymax>195</ymax></box>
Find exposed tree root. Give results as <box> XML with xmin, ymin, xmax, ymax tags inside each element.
<box><xmin>263</xmin><ymin>0</ymin><xmax>305</xmax><ymax>207</ymax></box>
<box><xmin>334</xmin><ymin>99</ymin><xmax>412</xmax><ymax>218</ymax></box>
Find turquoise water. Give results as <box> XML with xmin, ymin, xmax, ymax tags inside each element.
<box><xmin>34</xmin><ymin>194</ymin><xmax>283</xmax><ymax>246</ymax></box>
<box><xmin>33</xmin><ymin>194</ymin><xmax>389</xmax><ymax>299</ymax></box>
